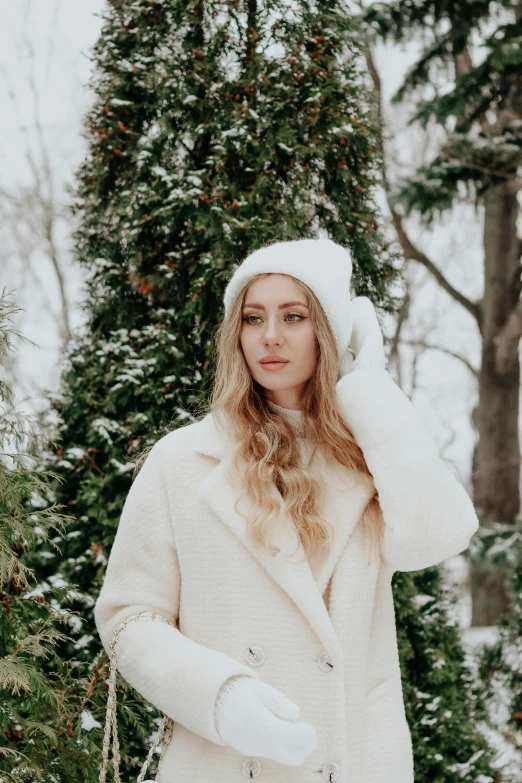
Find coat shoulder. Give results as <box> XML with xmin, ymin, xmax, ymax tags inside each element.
<box><xmin>150</xmin><ymin>415</ymin><xmax>210</xmax><ymax>462</ymax></box>
<box><xmin>142</xmin><ymin>411</ymin><xmax>232</xmax><ymax>470</ymax></box>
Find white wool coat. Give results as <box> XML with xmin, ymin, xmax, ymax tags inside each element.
<box><xmin>94</xmin><ymin>367</ymin><xmax>479</xmax><ymax>783</ymax></box>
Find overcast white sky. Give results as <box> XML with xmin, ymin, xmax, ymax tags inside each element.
<box><xmin>0</xmin><ymin>0</ymin><xmax>493</xmax><ymax>484</ymax></box>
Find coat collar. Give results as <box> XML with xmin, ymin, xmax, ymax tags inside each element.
<box><xmin>192</xmin><ymin>411</ymin><xmax>374</xmax><ymax>654</ymax></box>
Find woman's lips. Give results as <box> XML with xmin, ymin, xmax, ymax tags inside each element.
<box><xmin>259</xmin><ymin>361</ymin><xmax>289</xmax><ymax>371</ymax></box>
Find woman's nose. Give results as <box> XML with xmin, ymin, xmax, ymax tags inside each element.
<box><xmin>262</xmin><ymin>320</ymin><xmax>284</xmax><ymax>344</ymax></box>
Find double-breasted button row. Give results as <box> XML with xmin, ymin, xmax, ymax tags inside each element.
<box><xmin>318</xmin><ymin>653</ymin><xmax>338</xmax><ymax>780</ymax></box>
<box><xmin>242</xmin><ymin>644</ymin><xmax>339</xmax><ymax>779</ymax></box>
<box><xmin>245</xmin><ymin>645</ymin><xmax>334</xmax><ymax>672</ymax></box>
<box><xmin>241</xmin><ymin>758</ymin><xmax>341</xmax><ymax>780</ymax></box>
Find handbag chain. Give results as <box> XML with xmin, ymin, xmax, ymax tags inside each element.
<box><xmin>98</xmin><ymin>610</ymin><xmax>175</xmax><ymax>783</ymax></box>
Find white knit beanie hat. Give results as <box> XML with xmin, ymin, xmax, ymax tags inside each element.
<box><xmin>223</xmin><ymin>238</ymin><xmax>355</xmax><ymax>378</ymax></box>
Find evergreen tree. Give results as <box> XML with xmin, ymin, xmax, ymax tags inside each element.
<box><xmin>0</xmin><ymin>289</ymin><xmax>104</xmax><ymax>782</ymax></box>
<box><xmin>392</xmin><ymin>567</ymin><xmax>497</xmax><ymax>782</ymax></box>
<box><xmin>477</xmin><ymin>536</ymin><xmax>522</xmax><ymax>782</ymax></box>
<box><xmin>22</xmin><ymin>0</ymin><xmax>497</xmax><ymax>780</ymax></box>
<box><xmin>29</xmin><ymin>0</ymin><xmax>395</xmax><ymax>666</ymax></box>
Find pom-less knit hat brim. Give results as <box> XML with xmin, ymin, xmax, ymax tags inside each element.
<box><xmin>223</xmin><ymin>238</ymin><xmax>354</xmax><ymax>375</ymax></box>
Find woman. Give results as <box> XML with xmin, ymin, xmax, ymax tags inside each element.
<box><xmin>94</xmin><ymin>237</ymin><xmax>479</xmax><ymax>783</ymax></box>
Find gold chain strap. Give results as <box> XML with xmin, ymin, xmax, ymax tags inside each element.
<box><xmin>98</xmin><ymin>610</ymin><xmax>176</xmax><ymax>783</ymax></box>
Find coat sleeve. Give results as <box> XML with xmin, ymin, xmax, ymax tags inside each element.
<box><xmin>93</xmin><ymin>433</ymin><xmax>261</xmax><ymax>746</ymax></box>
<box><xmin>336</xmin><ymin>367</ymin><xmax>479</xmax><ymax>573</ymax></box>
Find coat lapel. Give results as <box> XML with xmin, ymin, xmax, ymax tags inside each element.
<box><xmin>192</xmin><ymin>412</ymin><xmax>374</xmax><ymax>654</ymax></box>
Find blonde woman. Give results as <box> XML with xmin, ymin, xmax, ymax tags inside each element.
<box><xmin>94</xmin><ymin>238</ymin><xmax>479</xmax><ymax>783</ymax></box>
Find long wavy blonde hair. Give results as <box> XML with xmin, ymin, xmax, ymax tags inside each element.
<box><xmin>209</xmin><ymin>273</ymin><xmax>386</xmax><ymax>567</ymax></box>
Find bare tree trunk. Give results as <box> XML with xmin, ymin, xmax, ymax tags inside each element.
<box><xmin>470</xmin><ymin>182</ymin><xmax>521</xmax><ymax>626</ymax></box>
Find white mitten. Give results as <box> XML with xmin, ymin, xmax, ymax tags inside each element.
<box><xmin>338</xmin><ymin>296</ymin><xmax>386</xmax><ymax>378</ymax></box>
<box><xmin>214</xmin><ymin>675</ymin><xmax>317</xmax><ymax>766</ymax></box>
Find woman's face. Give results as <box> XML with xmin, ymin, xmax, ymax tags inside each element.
<box><xmin>240</xmin><ymin>273</ymin><xmax>318</xmax><ymax>409</ymax></box>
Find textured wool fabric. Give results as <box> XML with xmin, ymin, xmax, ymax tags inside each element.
<box><xmin>266</xmin><ymin>400</ymin><xmax>317</xmax><ymax>469</ymax></box>
<box><xmin>223</xmin><ymin>238</ymin><xmax>356</xmax><ymax>378</ymax></box>
<box><xmin>94</xmin><ymin>367</ymin><xmax>480</xmax><ymax>783</ymax></box>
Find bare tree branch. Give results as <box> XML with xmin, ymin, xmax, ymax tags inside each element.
<box><xmin>400</xmin><ymin>338</ymin><xmax>479</xmax><ymax>378</ymax></box>
<box><xmin>388</xmin><ymin>207</ymin><xmax>483</xmax><ymax>327</ymax></box>
<box><xmin>362</xmin><ymin>42</ymin><xmax>483</xmax><ymax>331</ymax></box>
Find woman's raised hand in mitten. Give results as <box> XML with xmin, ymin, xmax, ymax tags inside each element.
<box><xmin>215</xmin><ymin>675</ymin><xmax>317</xmax><ymax>766</ymax></box>
<box><xmin>338</xmin><ymin>296</ymin><xmax>386</xmax><ymax>379</ymax></box>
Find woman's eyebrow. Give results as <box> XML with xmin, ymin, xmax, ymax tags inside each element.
<box><xmin>243</xmin><ymin>301</ymin><xmax>309</xmax><ymax>310</ymax></box>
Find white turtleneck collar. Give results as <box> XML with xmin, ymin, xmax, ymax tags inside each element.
<box><xmin>267</xmin><ymin>399</ymin><xmax>315</xmax><ymax>466</ymax></box>
<box><xmin>267</xmin><ymin>400</ymin><xmax>306</xmax><ymax>436</ymax></box>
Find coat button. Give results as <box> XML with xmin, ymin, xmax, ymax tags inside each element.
<box><xmin>317</xmin><ymin>651</ymin><xmax>334</xmax><ymax>672</ymax></box>
<box><xmin>245</xmin><ymin>645</ymin><xmax>266</xmax><ymax>667</ymax></box>
<box><xmin>241</xmin><ymin>756</ymin><xmax>262</xmax><ymax>777</ymax></box>
<box><xmin>321</xmin><ymin>761</ymin><xmax>341</xmax><ymax>781</ymax></box>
